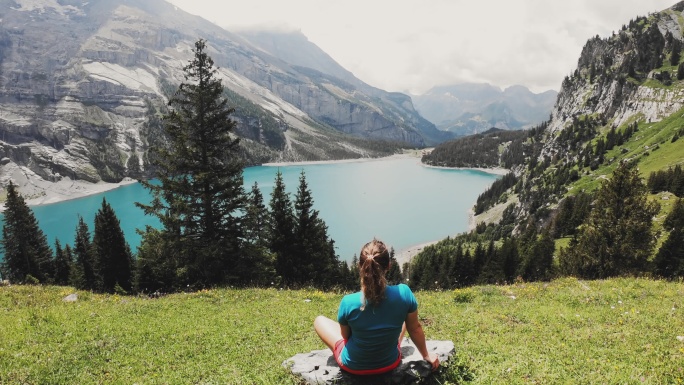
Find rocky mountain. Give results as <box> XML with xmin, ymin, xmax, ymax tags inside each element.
<box><xmin>234</xmin><ymin>29</ymin><xmax>359</xmax><ymax>89</ymax></box>
<box><xmin>412</xmin><ymin>83</ymin><xmax>557</xmax><ymax>136</ymax></box>
<box><xmin>473</xmin><ymin>1</ymin><xmax>684</xmax><ymax>228</ymax></box>
<box><xmin>405</xmin><ymin>2</ymin><xmax>684</xmax><ymax>291</ymax></box>
<box><xmin>0</xmin><ymin>0</ymin><xmax>448</xmax><ymax>191</ymax></box>
<box><xmin>235</xmin><ymin>29</ymin><xmax>452</xmax><ymax>146</ymax></box>
<box><xmin>547</xmin><ymin>3</ymin><xmax>684</xmax><ymax>138</ymax></box>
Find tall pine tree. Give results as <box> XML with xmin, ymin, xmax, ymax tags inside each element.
<box><xmin>93</xmin><ymin>198</ymin><xmax>134</xmax><ymax>293</ymax></box>
<box><xmin>137</xmin><ymin>39</ymin><xmax>245</xmax><ymax>289</ymax></box>
<box><xmin>519</xmin><ymin>230</ymin><xmax>555</xmax><ymax>282</ymax></box>
<box><xmin>559</xmin><ymin>161</ymin><xmax>659</xmax><ymax>278</ymax></box>
<box><xmin>53</xmin><ymin>240</ymin><xmax>72</xmax><ymax>286</ymax></box>
<box><xmin>653</xmin><ymin>197</ymin><xmax>684</xmax><ymax>278</ymax></box>
<box><xmin>0</xmin><ymin>181</ymin><xmax>53</xmax><ymax>283</ymax></box>
<box><xmin>386</xmin><ymin>247</ymin><xmax>403</xmax><ymax>285</ymax></box>
<box><xmin>244</xmin><ymin>182</ymin><xmax>269</xmax><ymax>246</ymax></box>
<box><xmin>238</xmin><ymin>182</ymin><xmax>274</xmax><ymax>285</ymax></box>
<box><xmin>71</xmin><ymin>217</ymin><xmax>97</xmax><ymax>290</ymax></box>
<box><xmin>292</xmin><ymin>170</ymin><xmax>339</xmax><ymax>287</ymax></box>
<box><xmin>269</xmin><ymin>170</ymin><xmax>296</xmax><ymax>285</ymax></box>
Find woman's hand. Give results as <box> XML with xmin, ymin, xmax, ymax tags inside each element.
<box><xmin>424</xmin><ymin>353</ymin><xmax>440</xmax><ymax>371</ymax></box>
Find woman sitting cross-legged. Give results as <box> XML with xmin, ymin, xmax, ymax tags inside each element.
<box><xmin>314</xmin><ymin>238</ymin><xmax>440</xmax><ymax>375</ymax></box>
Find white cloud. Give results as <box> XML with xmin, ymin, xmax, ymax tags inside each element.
<box><xmin>167</xmin><ymin>0</ymin><xmax>677</xmax><ymax>94</ymax></box>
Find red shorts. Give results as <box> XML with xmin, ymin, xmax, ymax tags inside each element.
<box><xmin>333</xmin><ymin>339</ymin><xmax>402</xmax><ymax>375</ymax></box>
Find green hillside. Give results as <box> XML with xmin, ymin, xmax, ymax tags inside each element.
<box><xmin>1</xmin><ymin>280</ymin><xmax>682</xmax><ymax>384</ymax></box>
<box><xmin>568</xmin><ymin>107</ymin><xmax>684</xmax><ymax>196</ymax></box>
<box><xmin>407</xmin><ymin>11</ymin><xmax>684</xmax><ymax>288</ymax></box>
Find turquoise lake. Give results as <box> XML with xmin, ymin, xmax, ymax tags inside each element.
<box><xmin>1</xmin><ymin>156</ymin><xmax>500</xmax><ymax>262</ymax></box>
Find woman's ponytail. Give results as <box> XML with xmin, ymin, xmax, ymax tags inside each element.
<box><xmin>359</xmin><ymin>239</ymin><xmax>391</xmax><ymax>310</ymax></box>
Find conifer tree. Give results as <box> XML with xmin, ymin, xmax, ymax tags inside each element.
<box><xmin>386</xmin><ymin>247</ymin><xmax>402</xmax><ymax>285</ymax></box>
<box><xmin>93</xmin><ymin>198</ymin><xmax>134</xmax><ymax>293</ymax></box>
<box><xmin>479</xmin><ymin>240</ymin><xmax>504</xmax><ymax>284</ymax></box>
<box><xmin>293</xmin><ymin>170</ymin><xmax>316</xmax><ymax>283</ymax></box>
<box><xmin>350</xmin><ymin>255</ymin><xmax>360</xmax><ymax>288</ymax></box>
<box><xmin>292</xmin><ymin>170</ymin><xmax>339</xmax><ymax>287</ymax></box>
<box><xmin>653</xmin><ymin>198</ymin><xmax>684</xmax><ymax>278</ymax></box>
<box><xmin>0</xmin><ymin>181</ymin><xmax>53</xmax><ymax>283</ymax></box>
<box><xmin>134</xmin><ymin>227</ymin><xmax>175</xmax><ymax>293</ymax></box>
<box><xmin>137</xmin><ymin>39</ymin><xmax>245</xmax><ymax>288</ymax></box>
<box><xmin>500</xmin><ymin>238</ymin><xmax>519</xmax><ymax>283</ymax></box>
<box><xmin>450</xmin><ymin>243</ymin><xmax>474</xmax><ymax>287</ymax></box>
<box><xmin>559</xmin><ymin>161</ymin><xmax>659</xmax><ymax>278</ymax></box>
<box><xmin>71</xmin><ymin>217</ymin><xmax>97</xmax><ymax>290</ymax></box>
<box><xmin>53</xmin><ymin>240</ymin><xmax>73</xmax><ymax>286</ymax></box>
<box><xmin>338</xmin><ymin>260</ymin><xmax>354</xmax><ymax>290</ymax></box>
<box><xmin>671</xmin><ymin>39</ymin><xmax>681</xmax><ymax>66</ymax></box>
<box><xmin>519</xmin><ymin>230</ymin><xmax>555</xmax><ymax>281</ymax></box>
<box><xmin>440</xmin><ymin>248</ymin><xmax>455</xmax><ymax>288</ymax></box>
<box><xmin>239</xmin><ymin>182</ymin><xmax>275</xmax><ymax>285</ymax></box>
<box><xmin>244</xmin><ymin>182</ymin><xmax>268</xmax><ymax>246</ymax></box>
<box><xmin>269</xmin><ymin>170</ymin><xmax>296</xmax><ymax>285</ymax></box>
<box><xmin>472</xmin><ymin>242</ymin><xmax>486</xmax><ymax>281</ymax></box>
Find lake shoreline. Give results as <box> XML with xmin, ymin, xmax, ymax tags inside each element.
<box><xmin>264</xmin><ymin>152</ymin><xmax>512</xmax><ymax>176</ymax></box>
<box><xmin>5</xmin><ymin>151</ymin><xmax>500</xmax><ymax>261</ymax></box>
<box><xmin>261</xmin><ymin>151</ymin><xmax>420</xmax><ymax>167</ymax></box>
<box><xmin>8</xmin><ymin>150</ymin><xmax>507</xmax><ymax>210</ymax></box>
<box><xmin>1</xmin><ymin>175</ymin><xmax>139</xmax><ymax>213</ymax></box>
<box><xmin>424</xmin><ymin>164</ymin><xmax>510</xmax><ymax>176</ymax></box>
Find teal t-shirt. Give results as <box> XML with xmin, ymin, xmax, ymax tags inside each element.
<box><xmin>337</xmin><ymin>284</ymin><xmax>418</xmax><ymax>370</ymax></box>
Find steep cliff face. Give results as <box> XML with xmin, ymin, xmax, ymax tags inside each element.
<box><xmin>0</xmin><ymin>0</ymin><xmax>440</xmax><ymax>189</ymax></box>
<box><xmin>234</xmin><ymin>30</ymin><xmax>450</xmax><ymax>146</ymax></box>
<box><xmin>548</xmin><ymin>3</ymin><xmax>684</xmax><ymax>136</ymax></box>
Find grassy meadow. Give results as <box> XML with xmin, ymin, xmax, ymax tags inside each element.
<box><xmin>1</xmin><ymin>278</ymin><xmax>683</xmax><ymax>384</ymax></box>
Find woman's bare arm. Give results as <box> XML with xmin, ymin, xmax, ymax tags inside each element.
<box><xmin>405</xmin><ymin>311</ymin><xmax>439</xmax><ymax>370</ymax></box>
<box><xmin>340</xmin><ymin>324</ymin><xmax>351</xmax><ymax>340</ymax></box>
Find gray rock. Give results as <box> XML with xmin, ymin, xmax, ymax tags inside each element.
<box><xmin>283</xmin><ymin>339</ymin><xmax>454</xmax><ymax>385</ymax></box>
<box><xmin>62</xmin><ymin>293</ymin><xmax>78</xmax><ymax>302</ymax></box>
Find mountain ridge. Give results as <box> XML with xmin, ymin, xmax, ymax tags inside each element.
<box><xmin>469</xmin><ymin>1</ymin><xmax>684</xmax><ymax>228</ymax></box>
<box><xmin>412</xmin><ymin>83</ymin><xmax>557</xmax><ymax>136</ymax></box>
<box><xmin>0</xmin><ymin>0</ymin><xmax>449</xmax><ymax>192</ymax></box>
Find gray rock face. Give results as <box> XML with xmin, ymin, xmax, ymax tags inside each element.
<box><xmin>548</xmin><ymin>4</ymin><xmax>684</xmax><ymax>138</ymax></box>
<box><xmin>283</xmin><ymin>339</ymin><xmax>454</xmax><ymax>385</ymax></box>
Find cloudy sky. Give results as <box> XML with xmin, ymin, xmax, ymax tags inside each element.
<box><xmin>167</xmin><ymin>0</ymin><xmax>675</xmax><ymax>95</ymax></box>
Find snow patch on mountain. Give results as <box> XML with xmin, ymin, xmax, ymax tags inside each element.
<box><xmin>82</xmin><ymin>62</ymin><xmax>161</xmax><ymax>94</ymax></box>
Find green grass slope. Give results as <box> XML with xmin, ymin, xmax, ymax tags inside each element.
<box><xmin>567</xmin><ymin>107</ymin><xmax>684</xmax><ymax>197</ymax></box>
<box><xmin>1</xmin><ymin>279</ymin><xmax>683</xmax><ymax>384</ymax></box>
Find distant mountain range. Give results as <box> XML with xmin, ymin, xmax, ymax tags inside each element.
<box><xmin>412</xmin><ymin>83</ymin><xmax>558</xmax><ymax>136</ymax></box>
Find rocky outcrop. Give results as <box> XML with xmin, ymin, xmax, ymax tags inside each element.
<box><xmin>548</xmin><ymin>4</ymin><xmax>684</xmax><ymax>135</ymax></box>
<box><xmin>283</xmin><ymin>339</ymin><xmax>454</xmax><ymax>385</ymax></box>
